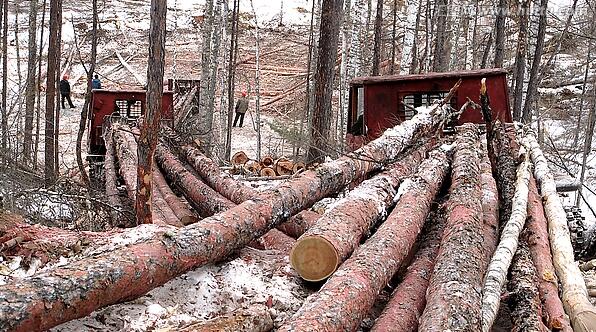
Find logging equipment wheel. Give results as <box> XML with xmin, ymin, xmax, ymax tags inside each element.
<box><xmin>564</xmin><ymin>206</ymin><xmax>594</xmax><ymax>260</ymax></box>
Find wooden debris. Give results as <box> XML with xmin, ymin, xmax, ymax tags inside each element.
<box><xmin>158</xmin><ymin>305</ymin><xmax>273</xmax><ymax>332</ymax></box>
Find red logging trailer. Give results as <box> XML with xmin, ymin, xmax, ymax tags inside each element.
<box><xmin>346</xmin><ymin>68</ymin><xmax>512</xmax><ymax>149</ymax></box>
<box><xmin>87</xmin><ymin>89</ymin><xmax>174</xmax><ymax>176</ymax></box>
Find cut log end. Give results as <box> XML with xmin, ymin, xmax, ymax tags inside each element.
<box><xmin>293</xmin><ymin>161</ymin><xmax>306</xmax><ymax>174</ymax></box>
<box><xmin>231</xmin><ymin>151</ymin><xmax>249</xmax><ymax>165</ymax></box>
<box><xmin>290</xmin><ymin>236</ymin><xmax>339</xmax><ymax>282</ymax></box>
<box><xmin>261</xmin><ymin>155</ymin><xmax>274</xmax><ymax>167</ymax></box>
<box><xmin>244</xmin><ymin>160</ymin><xmax>262</xmax><ymax>174</ymax></box>
<box><xmin>571</xmin><ymin>308</ymin><xmax>596</xmax><ymax>332</ymax></box>
<box><xmin>260</xmin><ymin>167</ymin><xmax>276</xmax><ymax>177</ymax></box>
<box><xmin>275</xmin><ymin>158</ymin><xmax>294</xmax><ymax>176</ymax></box>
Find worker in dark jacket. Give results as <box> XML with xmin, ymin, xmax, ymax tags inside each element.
<box><xmin>91</xmin><ymin>74</ymin><xmax>102</xmax><ymax>89</ymax></box>
<box><xmin>233</xmin><ymin>91</ymin><xmax>249</xmax><ymax>127</ymax></box>
<box><xmin>59</xmin><ymin>75</ymin><xmax>75</xmax><ymax>109</ymax></box>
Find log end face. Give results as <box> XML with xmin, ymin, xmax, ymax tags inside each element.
<box><xmin>572</xmin><ymin>308</ymin><xmax>596</xmax><ymax>332</ymax></box>
<box><xmin>290</xmin><ymin>236</ymin><xmax>339</xmax><ymax>282</ymax></box>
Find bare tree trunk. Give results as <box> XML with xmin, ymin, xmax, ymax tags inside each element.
<box><xmin>307</xmin><ymin>0</ymin><xmax>344</xmax><ymax>163</ymax></box>
<box><xmin>198</xmin><ymin>0</ymin><xmax>214</xmax><ymax>154</ymax></box>
<box><xmin>44</xmin><ymin>0</ymin><xmax>61</xmax><ymax>186</ymax></box>
<box><xmin>250</xmin><ymin>0</ymin><xmax>262</xmax><ymax>161</ymax></box>
<box><xmin>512</xmin><ymin>0</ymin><xmax>529</xmax><ymax>122</ymax></box>
<box><xmin>577</xmin><ymin>86</ymin><xmax>596</xmax><ymax>209</ymax></box>
<box><xmin>205</xmin><ymin>0</ymin><xmax>224</xmax><ymax>153</ymax></box>
<box><xmin>432</xmin><ymin>0</ymin><xmax>448</xmax><ymax>72</ymax></box>
<box><xmin>521</xmin><ymin>0</ymin><xmax>547</xmax><ymax>123</ymax></box>
<box><xmin>135</xmin><ymin>0</ymin><xmax>167</xmax><ymax>224</ymax></box>
<box><xmin>572</xmin><ymin>47</ymin><xmax>591</xmax><ymax>150</ymax></box>
<box><xmin>75</xmin><ymin>0</ymin><xmax>98</xmax><ymax>186</ymax></box>
<box><xmin>23</xmin><ymin>0</ymin><xmax>39</xmax><ymax>164</ymax></box>
<box><xmin>224</xmin><ymin>0</ymin><xmax>239</xmax><ymax>161</ymax></box>
<box><xmin>34</xmin><ymin>0</ymin><xmax>47</xmax><ymax>169</ymax></box>
<box><xmin>401</xmin><ymin>0</ymin><xmax>418</xmax><ymax>74</ymax></box>
<box><xmin>390</xmin><ymin>0</ymin><xmax>397</xmax><ymax>74</ymax></box>
<box><xmin>494</xmin><ymin>0</ymin><xmax>507</xmax><ymax>67</ymax></box>
<box><xmin>1</xmin><ymin>0</ymin><xmax>7</xmax><ymax>164</ymax></box>
<box><xmin>371</xmin><ymin>0</ymin><xmax>383</xmax><ymax>76</ymax></box>
<box><xmin>53</xmin><ymin>7</ymin><xmax>62</xmax><ymax>177</ymax></box>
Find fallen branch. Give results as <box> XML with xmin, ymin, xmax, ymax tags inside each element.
<box><xmin>115</xmin><ymin>51</ymin><xmax>146</xmax><ymax>87</ymax></box>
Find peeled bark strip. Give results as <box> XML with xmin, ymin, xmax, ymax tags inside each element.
<box><xmin>522</xmin><ymin>131</ymin><xmax>596</xmax><ymax>331</ymax></box>
<box><xmin>290</xmin><ymin>142</ymin><xmax>432</xmax><ymax>281</ymax></box>
<box><xmin>181</xmin><ymin>144</ymin><xmax>257</xmax><ymax>204</ymax></box>
<box><xmin>103</xmin><ymin>126</ymin><xmax>124</xmax><ymax>225</ymax></box>
<box><xmin>369</xmin><ymin>206</ymin><xmax>446</xmax><ymax>332</ymax></box>
<box><xmin>481</xmin><ymin>151</ymin><xmax>532</xmax><ymax>331</ymax></box>
<box><xmin>163</xmin><ymin>305</ymin><xmax>273</xmax><ymax>332</ymax></box>
<box><xmin>276</xmin><ymin>210</ymin><xmax>321</xmax><ymax>238</ymax></box>
<box><xmin>526</xmin><ymin>177</ymin><xmax>572</xmax><ymax>331</ymax></box>
<box><xmin>152</xmin><ymin>165</ymin><xmax>197</xmax><ymax>225</ymax></box>
<box><xmin>155</xmin><ymin>144</ymin><xmax>235</xmax><ymax>217</ymax></box>
<box><xmin>419</xmin><ymin>125</ymin><xmax>485</xmax><ymax>331</ymax></box>
<box><xmin>279</xmin><ymin>147</ymin><xmax>451</xmax><ymax>331</ymax></box>
<box><xmin>507</xmin><ymin>240</ymin><xmax>547</xmax><ymax>332</ymax></box>
<box><xmin>0</xmin><ymin>105</ymin><xmax>457</xmax><ymax>332</ymax></box>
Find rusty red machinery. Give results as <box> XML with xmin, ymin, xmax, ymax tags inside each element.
<box><xmin>87</xmin><ymin>89</ymin><xmax>174</xmax><ymax>175</ymax></box>
<box><xmin>346</xmin><ymin>68</ymin><xmax>512</xmax><ymax>149</ymax></box>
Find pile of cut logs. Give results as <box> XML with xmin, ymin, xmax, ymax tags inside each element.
<box><xmin>230</xmin><ymin>151</ymin><xmax>306</xmax><ymax>178</ymax></box>
<box><xmin>2</xmin><ymin>81</ymin><xmax>596</xmax><ymax>332</ymax></box>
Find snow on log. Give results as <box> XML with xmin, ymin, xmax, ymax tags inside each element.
<box><xmin>103</xmin><ymin>126</ymin><xmax>124</xmax><ymax>226</ymax></box>
<box><xmin>418</xmin><ymin>124</ymin><xmax>486</xmax><ymax>331</ymax></box>
<box><xmin>369</xmin><ymin>205</ymin><xmax>446</xmax><ymax>332</ymax></box>
<box><xmin>276</xmin><ymin>210</ymin><xmax>321</xmax><ymax>238</ymax></box>
<box><xmin>526</xmin><ymin>177</ymin><xmax>572</xmax><ymax>331</ymax></box>
<box><xmin>152</xmin><ymin>165</ymin><xmax>197</xmax><ymax>225</ymax></box>
<box><xmin>0</xmin><ymin>104</ymin><xmax>458</xmax><ymax>331</ymax></box>
<box><xmin>160</xmin><ymin>305</ymin><xmax>274</xmax><ymax>332</ymax></box>
<box><xmin>522</xmin><ymin>130</ymin><xmax>596</xmax><ymax>331</ymax></box>
<box><xmin>507</xmin><ymin>239</ymin><xmax>548</xmax><ymax>332</ymax></box>
<box><xmin>481</xmin><ymin>150</ymin><xmax>532</xmax><ymax>331</ymax></box>
<box><xmin>155</xmin><ymin>144</ymin><xmax>235</xmax><ymax>217</ymax></box>
<box><xmin>180</xmin><ymin>144</ymin><xmax>257</xmax><ymax>204</ymax></box>
<box><xmin>290</xmin><ymin>142</ymin><xmax>432</xmax><ymax>281</ymax></box>
<box><xmin>279</xmin><ymin>146</ymin><xmax>451</xmax><ymax>331</ymax></box>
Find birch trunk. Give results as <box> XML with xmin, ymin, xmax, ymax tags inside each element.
<box><xmin>0</xmin><ymin>105</ymin><xmax>459</xmax><ymax>331</ymax></box>
<box><xmin>481</xmin><ymin>151</ymin><xmax>532</xmax><ymax>332</ymax></box>
<box><xmin>279</xmin><ymin>146</ymin><xmax>452</xmax><ymax>331</ymax></box>
<box><xmin>400</xmin><ymin>0</ymin><xmax>418</xmax><ymax>74</ymax></box>
<box><xmin>522</xmin><ymin>131</ymin><xmax>596</xmax><ymax>332</ymax></box>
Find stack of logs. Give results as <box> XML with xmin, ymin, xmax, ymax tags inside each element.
<box><xmin>230</xmin><ymin>151</ymin><xmax>306</xmax><ymax>178</ymax></box>
<box><xmin>2</xmin><ymin>85</ymin><xmax>596</xmax><ymax>332</ymax></box>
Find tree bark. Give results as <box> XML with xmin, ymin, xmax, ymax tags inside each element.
<box><xmin>419</xmin><ymin>124</ymin><xmax>485</xmax><ymax>331</ymax></box>
<box><xmin>369</xmin><ymin>205</ymin><xmax>445</xmax><ymax>332</ymax></box>
<box><xmin>279</xmin><ymin>146</ymin><xmax>452</xmax><ymax>331</ymax></box>
<box><xmin>135</xmin><ymin>0</ymin><xmax>167</xmax><ymax>224</ymax></box>
<box><xmin>197</xmin><ymin>0</ymin><xmax>214</xmax><ymax>153</ymax></box>
<box><xmin>224</xmin><ymin>0</ymin><xmax>239</xmax><ymax>161</ymax></box>
<box><xmin>0</xmin><ymin>105</ymin><xmax>458</xmax><ymax>331</ymax></box>
<box><xmin>44</xmin><ymin>0</ymin><xmax>61</xmax><ymax>185</ymax></box>
<box><xmin>103</xmin><ymin>125</ymin><xmax>124</xmax><ymax>226</ymax></box>
<box><xmin>526</xmin><ymin>176</ymin><xmax>572</xmax><ymax>331</ymax></box>
<box><xmin>521</xmin><ymin>0</ymin><xmax>547</xmax><ymax>123</ymax></box>
<box><xmin>276</xmin><ymin>210</ymin><xmax>321</xmax><ymax>238</ymax></box>
<box><xmin>34</xmin><ymin>0</ymin><xmax>47</xmax><ymax>168</ymax></box>
<box><xmin>479</xmin><ymin>150</ymin><xmax>499</xmax><ymax>265</ymax></box>
<box><xmin>23</xmin><ymin>0</ymin><xmax>38</xmax><ymax>164</ymax></box>
<box><xmin>371</xmin><ymin>0</ymin><xmax>383</xmax><ymax>76</ymax></box>
<box><xmin>481</xmin><ymin>151</ymin><xmax>532</xmax><ymax>331</ymax></box>
<box><xmin>290</xmin><ymin>141</ymin><xmax>433</xmax><ymax>281</ymax></box>
<box><xmin>75</xmin><ymin>0</ymin><xmax>98</xmax><ymax>186</ymax></box>
<box><xmin>152</xmin><ymin>163</ymin><xmax>197</xmax><ymax>225</ymax></box>
<box><xmin>251</xmin><ymin>228</ymin><xmax>296</xmax><ymax>254</ymax></box>
<box><xmin>522</xmin><ymin>131</ymin><xmax>596</xmax><ymax>332</ymax></box>
<box><xmin>307</xmin><ymin>0</ymin><xmax>344</xmax><ymax>163</ymax></box>
<box><xmin>155</xmin><ymin>143</ymin><xmax>235</xmax><ymax>217</ymax></box>
<box><xmin>507</xmin><ymin>239</ymin><xmax>547</xmax><ymax>332</ymax></box>
<box><xmin>494</xmin><ymin>0</ymin><xmax>507</xmax><ymax>67</ymax></box>
<box><xmin>512</xmin><ymin>0</ymin><xmax>529</xmax><ymax>122</ymax></box>
<box><xmin>432</xmin><ymin>0</ymin><xmax>448</xmax><ymax>72</ymax></box>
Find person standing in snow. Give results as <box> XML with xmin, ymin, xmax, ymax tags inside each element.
<box><xmin>233</xmin><ymin>91</ymin><xmax>249</xmax><ymax>127</ymax></box>
<box><xmin>91</xmin><ymin>74</ymin><xmax>102</xmax><ymax>89</ymax></box>
<box><xmin>60</xmin><ymin>75</ymin><xmax>75</xmax><ymax>109</ymax></box>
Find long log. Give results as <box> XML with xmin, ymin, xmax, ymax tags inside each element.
<box><xmin>481</xmin><ymin>150</ymin><xmax>532</xmax><ymax>331</ymax></box>
<box><xmin>279</xmin><ymin>146</ymin><xmax>451</xmax><ymax>331</ymax></box>
<box><xmin>522</xmin><ymin>130</ymin><xmax>596</xmax><ymax>331</ymax></box>
<box><xmin>155</xmin><ymin>144</ymin><xmax>235</xmax><ymax>217</ymax></box>
<box><xmin>527</xmin><ymin>177</ymin><xmax>572</xmax><ymax>331</ymax></box>
<box><xmin>276</xmin><ymin>210</ymin><xmax>321</xmax><ymax>238</ymax></box>
<box><xmin>479</xmin><ymin>149</ymin><xmax>500</xmax><ymax>266</ymax></box>
<box><xmin>369</xmin><ymin>205</ymin><xmax>446</xmax><ymax>332</ymax></box>
<box><xmin>103</xmin><ymin>125</ymin><xmax>125</xmax><ymax>226</ymax></box>
<box><xmin>419</xmin><ymin>124</ymin><xmax>486</xmax><ymax>331</ymax></box>
<box><xmin>507</xmin><ymin>239</ymin><xmax>548</xmax><ymax>332</ymax></box>
<box><xmin>0</xmin><ymin>104</ymin><xmax>458</xmax><ymax>331</ymax></box>
<box><xmin>152</xmin><ymin>164</ymin><xmax>197</xmax><ymax>225</ymax></box>
<box><xmin>290</xmin><ymin>142</ymin><xmax>432</xmax><ymax>281</ymax></box>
